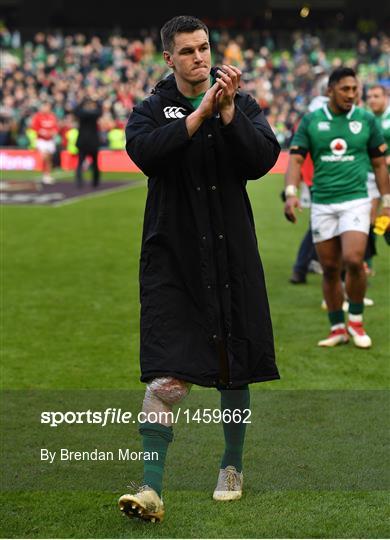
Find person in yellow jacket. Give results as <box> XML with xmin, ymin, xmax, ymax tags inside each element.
<box><xmin>65</xmin><ymin>127</ymin><xmax>79</xmax><ymax>155</ymax></box>
<box><xmin>107</xmin><ymin>122</ymin><xmax>125</xmax><ymax>150</ymax></box>
<box><xmin>25</xmin><ymin>127</ymin><xmax>37</xmax><ymax>149</ymax></box>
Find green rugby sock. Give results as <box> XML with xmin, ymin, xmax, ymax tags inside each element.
<box><xmin>328</xmin><ymin>310</ymin><xmax>345</xmax><ymax>327</ymax></box>
<box><xmin>348</xmin><ymin>302</ymin><xmax>364</xmax><ymax>316</ymax></box>
<box><xmin>138</xmin><ymin>422</ymin><xmax>173</xmax><ymax>497</ymax></box>
<box><xmin>219</xmin><ymin>385</ymin><xmax>250</xmax><ymax>473</ymax></box>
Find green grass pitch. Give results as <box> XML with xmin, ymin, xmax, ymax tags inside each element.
<box><xmin>1</xmin><ymin>170</ymin><xmax>389</xmax><ymax>538</ymax></box>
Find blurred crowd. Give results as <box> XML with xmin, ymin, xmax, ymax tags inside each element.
<box><xmin>1</xmin><ymin>26</ymin><xmax>389</xmax><ymax>150</ymax></box>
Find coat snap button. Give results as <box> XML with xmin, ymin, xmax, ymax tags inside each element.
<box><xmin>218</xmin><ymin>234</ymin><xmax>224</xmax><ymax>240</ymax></box>
<box><xmin>196</xmin><ymin>186</ymin><xmax>201</xmax><ymax>191</ymax></box>
<box><xmin>225</xmin><ymin>283</ymin><xmax>229</xmax><ymax>288</ymax></box>
<box><xmin>211</xmin><ymin>185</ymin><xmax>216</xmax><ymax>190</ymax></box>
<box><xmin>202</xmin><ymin>235</ymin><xmax>206</xmax><ymax>240</ymax></box>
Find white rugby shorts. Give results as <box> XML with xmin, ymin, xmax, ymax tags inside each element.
<box><xmin>311</xmin><ymin>197</ymin><xmax>371</xmax><ymax>243</ymax></box>
<box><xmin>36</xmin><ymin>138</ymin><xmax>56</xmax><ymax>154</ymax></box>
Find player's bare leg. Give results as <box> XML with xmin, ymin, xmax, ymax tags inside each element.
<box><xmin>316</xmin><ymin>237</ymin><xmax>344</xmax><ymax>311</ymax></box>
<box><xmin>341</xmin><ymin>231</ymin><xmax>367</xmax><ymax>303</ymax></box>
<box><xmin>315</xmin><ymin>237</ymin><xmax>349</xmax><ymax>346</ymax></box>
<box><xmin>370</xmin><ymin>198</ymin><xmax>380</xmax><ymax>225</ymax></box>
<box><xmin>42</xmin><ymin>152</ymin><xmax>54</xmax><ymax>184</ymax></box>
<box><xmin>341</xmin><ymin>231</ymin><xmax>372</xmax><ymax>348</ymax></box>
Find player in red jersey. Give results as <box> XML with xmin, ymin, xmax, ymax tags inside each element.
<box><xmin>31</xmin><ymin>101</ymin><xmax>59</xmax><ymax>185</ymax></box>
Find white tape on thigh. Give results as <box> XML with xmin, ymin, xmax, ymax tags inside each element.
<box><xmin>149</xmin><ymin>377</ymin><xmax>191</xmax><ymax>405</ymax></box>
<box><xmin>142</xmin><ymin>384</ymin><xmax>172</xmax><ymax>426</ymax></box>
<box><xmin>142</xmin><ymin>377</ymin><xmax>192</xmax><ymax>426</ymax></box>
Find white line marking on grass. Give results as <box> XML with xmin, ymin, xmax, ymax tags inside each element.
<box><xmin>52</xmin><ymin>181</ymin><xmax>145</xmax><ymax>207</ymax></box>
<box><xmin>1</xmin><ymin>181</ymin><xmax>146</xmax><ymax>208</ymax></box>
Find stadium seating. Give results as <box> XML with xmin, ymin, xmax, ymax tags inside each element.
<box><xmin>1</xmin><ymin>29</ymin><xmax>389</xmax><ymax>149</ymax></box>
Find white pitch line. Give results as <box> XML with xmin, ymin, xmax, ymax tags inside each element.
<box><xmin>53</xmin><ymin>181</ymin><xmax>145</xmax><ymax>207</ymax></box>
<box><xmin>1</xmin><ymin>181</ymin><xmax>146</xmax><ymax>208</ymax></box>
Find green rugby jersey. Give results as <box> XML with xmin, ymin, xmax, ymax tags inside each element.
<box><xmin>292</xmin><ymin>104</ymin><xmax>385</xmax><ymax>203</ymax></box>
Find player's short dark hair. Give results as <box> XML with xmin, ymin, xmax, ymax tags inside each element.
<box><xmin>368</xmin><ymin>84</ymin><xmax>387</xmax><ymax>95</ymax></box>
<box><xmin>328</xmin><ymin>67</ymin><xmax>356</xmax><ymax>87</ymax></box>
<box><xmin>160</xmin><ymin>15</ymin><xmax>209</xmax><ymax>52</ymax></box>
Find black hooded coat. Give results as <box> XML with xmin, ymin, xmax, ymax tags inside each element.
<box><xmin>126</xmin><ymin>70</ymin><xmax>281</xmax><ymax>388</ymax></box>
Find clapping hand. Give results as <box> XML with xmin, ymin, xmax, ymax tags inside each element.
<box><xmin>214</xmin><ymin>64</ymin><xmax>241</xmax><ymax>123</ymax></box>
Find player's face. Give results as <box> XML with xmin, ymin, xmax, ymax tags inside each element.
<box><xmin>367</xmin><ymin>88</ymin><xmax>387</xmax><ymax>114</ymax></box>
<box><xmin>328</xmin><ymin>76</ymin><xmax>358</xmax><ymax>113</ymax></box>
<box><xmin>163</xmin><ymin>30</ymin><xmax>211</xmax><ymax>88</ymax></box>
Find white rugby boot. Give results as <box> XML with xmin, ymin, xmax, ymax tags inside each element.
<box><xmin>318</xmin><ymin>325</ymin><xmax>349</xmax><ymax>347</ymax></box>
<box><xmin>347</xmin><ymin>317</ymin><xmax>372</xmax><ymax>349</ymax></box>
<box><xmin>213</xmin><ymin>465</ymin><xmax>243</xmax><ymax>501</ymax></box>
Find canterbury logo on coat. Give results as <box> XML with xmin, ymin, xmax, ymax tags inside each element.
<box><xmin>163</xmin><ymin>106</ymin><xmax>187</xmax><ymax>119</ymax></box>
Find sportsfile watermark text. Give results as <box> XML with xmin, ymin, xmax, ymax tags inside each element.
<box><xmin>41</xmin><ymin>407</ymin><xmax>252</xmax><ymax>427</ymax></box>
